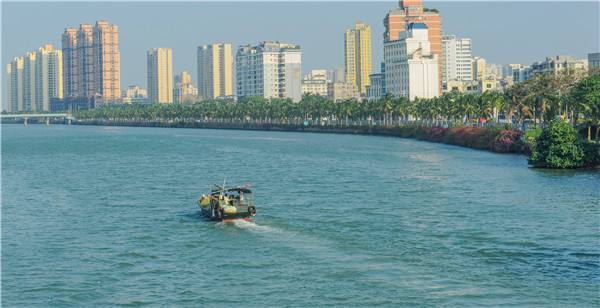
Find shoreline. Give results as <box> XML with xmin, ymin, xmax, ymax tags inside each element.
<box><xmin>69</xmin><ymin>119</ymin><xmax>528</xmax><ymax>155</ymax></box>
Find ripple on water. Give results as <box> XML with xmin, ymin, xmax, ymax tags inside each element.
<box><xmin>2</xmin><ymin>125</ymin><xmax>599</xmax><ymax>307</ymax></box>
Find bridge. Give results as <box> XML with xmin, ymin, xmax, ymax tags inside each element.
<box><xmin>0</xmin><ymin>113</ymin><xmax>76</xmax><ymax>126</ymax></box>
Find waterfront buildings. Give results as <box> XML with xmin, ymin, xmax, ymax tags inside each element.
<box><xmin>6</xmin><ymin>44</ymin><xmax>63</xmax><ymax>112</ymax></box>
<box><xmin>530</xmin><ymin>55</ymin><xmax>588</xmax><ymax>75</ymax></box>
<box><xmin>147</xmin><ymin>48</ymin><xmax>173</xmax><ymax>104</ymax></box>
<box><xmin>197</xmin><ymin>44</ymin><xmax>234</xmax><ymax>100</ymax></box>
<box><xmin>512</xmin><ymin>55</ymin><xmax>589</xmax><ymax>83</ymax></box>
<box><xmin>236</xmin><ymin>41</ymin><xmax>302</xmax><ymax>102</ymax></box>
<box><xmin>301</xmin><ymin>70</ymin><xmax>329</xmax><ymax>97</ymax></box>
<box><xmin>61</xmin><ymin>20</ymin><xmax>121</xmax><ymax>103</ymax></box>
<box><xmin>384</xmin><ymin>23</ymin><xmax>439</xmax><ymax>100</ymax></box>
<box><xmin>383</xmin><ymin>0</ymin><xmax>442</xmax><ymax>94</ymax></box>
<box><xmin>344</xmin><ymin>22</ymin><xmax>372</xmax><ymax>95</ymax></box>
<box><xmin>174</xmin><ymin>71</ymin><xmax>199</xmax><ymax>103</ymax></box>
<box><xmin>589</xmin><ymin>53</ymin><xmax>600</xmax><ymax>71</ymax></box>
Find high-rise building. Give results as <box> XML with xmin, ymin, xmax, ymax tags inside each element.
<box><xmin>471</xmin><ymin>57</ymin><xmax>486</xmax><ymax>81</ymax></box>
<box><xmin>197</xmin><ymin>44</ymin><xmax>234</xmax><ymax>100</ymax></box>
<box><xmin>236</xmin><ymin>41</ymin><xmax>302</xmax><ymax>102</ymax></box>
<box><xmin>383</xmin><ymin>0</ymin><xmax>442</xmax><ymax>94</ymax></box>
<box><xmin>174</xmin><ymin>71</ymin><xmax>199</xmax><ymax>103</ymax></box>
<box><xmin>23</xmin><ymin>51</ymin><xmax>36</xmax><ymax>111</ymax></box>
<box><xmin>344</xmin><ymin>22</ymin><xmax>372</xmax><ymax>94</ymax></box>
<box><xmin>147</xmin><ymin>48</ymin><xmax>173</xmax><ymax>104</ymax></box>
<box><xmin>6</xmin><ymin>64</ymin><xmax>12</xmax><ymax>112</ymax></box>
<box><xmin>441</xmin><ymin>35</ymin><xmax>472</xmax><ymax>82</ymax></box>
<box><xmin>384</xmin><ymin>23</ymin><xmax>439</xmax><ymax>100</ymax></box>
<box><xmin>61</xmin><ymin>28</ymin><xmax>78</xmax><ymax>98</ymax></box>
<box><xmin>7</xmin><ymin>57</ymin><xmax>24</xmax><ymax>112</ymax></box>
<box><xmin>76</xmin><ymin>24</ymin><xmax>95</xmax><ymax>98</ymax></box>
<box><xmin>62</xmin><ymin>20</ymin><xmax>121</xmax><ymax>102</ymax></box>
<box><xmin>35</xmin><ymin>44</ymin><xmax>63</xmax><ymax>111</ymax></box>
<box><xmin>93</xmin><ymin>21</ymin><xmax>121</xmax><ymax>101</ymax></box>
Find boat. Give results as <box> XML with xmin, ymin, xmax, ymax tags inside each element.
<box><xmin>198</xmin><ymin>184</ymin><xmax>256</xmax><ymax>222</ymax></box>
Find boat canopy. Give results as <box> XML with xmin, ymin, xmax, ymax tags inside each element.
<box><xmin>227</xmin><ymin>187</ymin><xmax>252</xmax><ymax>193</ymax></box>
<box><xmin>210</xmin><ymin>186</ymin><xmax>252</xmax><ymax>194</ymax></box>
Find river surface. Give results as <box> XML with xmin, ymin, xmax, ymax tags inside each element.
<box><xmin>2</xmin><ymin>124</ymin><xmax>599</xmax><ymax>307</ymax></box>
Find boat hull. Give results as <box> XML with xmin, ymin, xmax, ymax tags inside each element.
<box><xmin>199</xmin><ymin>203</ymin><xmax>256</xmax><ymax>222</ymax></box>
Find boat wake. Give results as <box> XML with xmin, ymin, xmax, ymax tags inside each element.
<box><xmin>216</xmin><ymin>220</ymin><xmax>278</xmax><ymax>233</ymax></box>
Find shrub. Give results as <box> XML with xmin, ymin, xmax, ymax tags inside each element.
<box><xmin>528</xmin><ymin>119</ymin><xmax>587</xmax><ymax>168</ymax></box>
<box><xmin>580</xmin><ymin>141</ymin><xmax>600</xmax><ymax>167</ymax></box>
<box><xmin>524</xmin><ymin>127</ymin><xmax>542</xmax><ymax>145</ymax></box>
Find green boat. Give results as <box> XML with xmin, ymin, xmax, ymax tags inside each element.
<box><xmin>198</xmin><ymin>184</ymin><xmax>256</xmax><ymax>221</ymax></box>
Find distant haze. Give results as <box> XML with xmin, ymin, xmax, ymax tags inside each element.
<box><xmin>2</xmin><ymin>1</ymin><xmax>599</xmax><ymax>108</ymax></box>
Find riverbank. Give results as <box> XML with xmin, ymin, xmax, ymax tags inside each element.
<box><xmin>73</xmin><ymin>119</ymin><xmax>528</xmax><ymax>154</ymax></box>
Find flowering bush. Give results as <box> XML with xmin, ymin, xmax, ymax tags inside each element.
<box><xmin>492</xmin><ymin>130</ymin><xmax>523</xmax><ymax>153</ymax></box>
<box><xmin>390</xmin><ymin>125</ymin><xmax>525</xmax><ymax>154</ymax></box>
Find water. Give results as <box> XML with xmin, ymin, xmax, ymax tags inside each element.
<box><xmin>2</xmin><ymin>124</ymin><xmax>599</xmax><ymax>307</ymax></box>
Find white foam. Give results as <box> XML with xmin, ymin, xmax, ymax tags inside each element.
<box><xmin>215</xmin><ymin>220</ymin><xmax>278</xmax><ymax>233</ymax></box>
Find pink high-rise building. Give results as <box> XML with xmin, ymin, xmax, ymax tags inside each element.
<box><xmin>62</xmin><ymin>20</ymin><xmax>121</xmax><ymax>102</ymax></box>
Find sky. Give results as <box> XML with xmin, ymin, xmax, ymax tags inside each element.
<box><xmin>2</xmin><ymin>1</ymin><xmax>599</xmax><ymax>107</ymax></box>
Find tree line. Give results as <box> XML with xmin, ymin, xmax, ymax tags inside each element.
<box><xmin>75</xmin><ymin>71</ymin><xmax>599</xmax><ymax>136</ymax></box>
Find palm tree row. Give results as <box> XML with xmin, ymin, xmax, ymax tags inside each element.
<box><xmin>76</xmin><ymin>71</ymin><xmax>599</xmax><ymax>130</ymax></box>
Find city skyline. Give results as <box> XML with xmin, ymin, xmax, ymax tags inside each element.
<box><xmin>2</xmin><ymin>2</ymin><xmax>598</xmax><ymax>95</ymax></box>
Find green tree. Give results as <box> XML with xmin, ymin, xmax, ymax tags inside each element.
<box><xmin>570</xmin><ymin>73</ymin><xmax>600</xmax><ymax>140</ymax></box>
<box><xmin>528</xmin><ymin>119</ymin><xmax>585</xmax><ymax>168</ymax></box>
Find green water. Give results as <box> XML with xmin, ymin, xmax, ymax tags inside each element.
<box><xmin>2</xmin><ymin>124</ymin><xmax>599</xmax><ymax>307</ymax></box>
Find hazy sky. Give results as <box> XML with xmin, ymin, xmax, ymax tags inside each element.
<box><xmin>2</xmin><ymin>1</ymin><xmax>599</xmax><ymax>106</ymax></box>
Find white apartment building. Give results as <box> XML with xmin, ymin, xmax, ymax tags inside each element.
<box><xmin>35</xmin><ymin>44</ymin><xmax>63</xmax><ymax>111</ymax></box>
<box><xmin>236</xmin><ymin>41</ymin><xmax>302</xmax><ymax>102</ymax></box>
<box><xmin>384</xmin><ymin>23</ymin><xmax>439</xmax><ymax>100</ymax></box>
<box><xmin>6</xmin><ymin>44</ymin><xmax>63</xmax><ymax>112</ymax></box>
<box><xmin>441</xmin><ymin>35</ymin><xmax>472</xmax><ymax>82</ymax></box>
